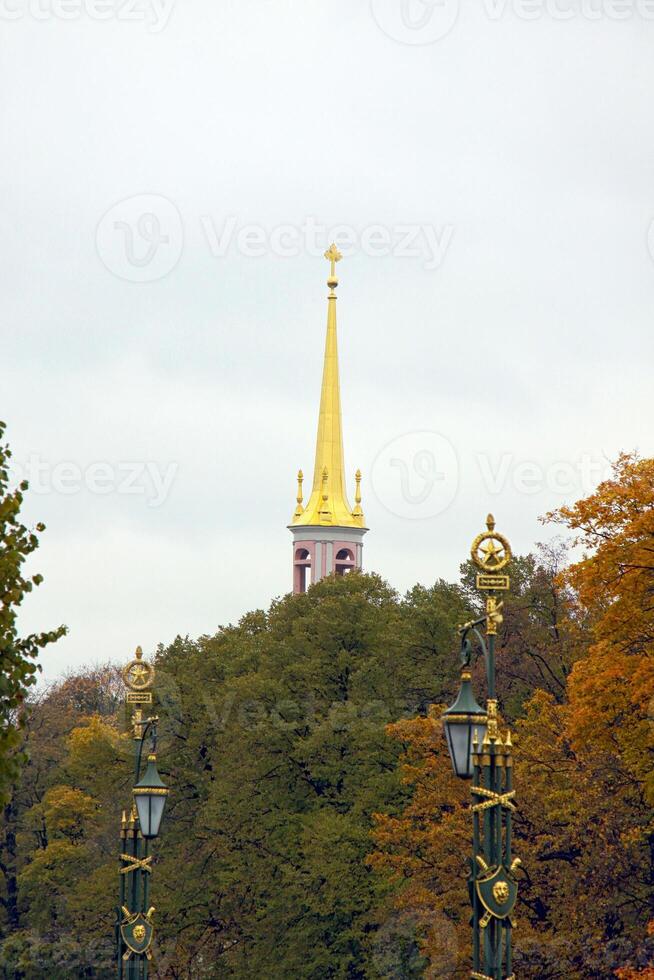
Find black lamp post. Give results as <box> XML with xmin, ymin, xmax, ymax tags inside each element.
<box><xmin>443</xmin><ymin>516</ymin><xmax>521</xmax><ymax>980</ymax></box>
<box><xmin>116</xmin><ymin>647</ymin><xmax>169</xmax><ymax>978</ymax></box>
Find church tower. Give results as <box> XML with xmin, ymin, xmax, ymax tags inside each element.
<box><xmin>288</xmin><ymin>245</ymin><xmax>368</xmax><ymax>594</ymax></box>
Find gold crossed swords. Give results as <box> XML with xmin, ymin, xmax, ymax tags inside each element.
<box><xmin>120</xmin><ymin>906</ymin><xmax>155</xmax><ymax>961</ymax></box>
<box><xmin>120</xmin><ymin>852</ymin><xmax>153</xmax><ymax>874</ymax></box>
<box><xmin>471</xmin><ymin>785</ymin><xmax>517</xmax><ymax>813</ymax></box>
<box><xmin>473</xmin><ymin>856</ymin><xmax>521</xmax><ymax>931</ymax></box>
<box><xmin>476</xmin><ymin>856</ymin><xmax>522</xmax><ymax>875</ymax></box>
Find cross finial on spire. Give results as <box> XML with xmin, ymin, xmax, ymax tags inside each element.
<box><xmin>324</xmin><ymin>243</ymin><xmax>342</xmax><ymax>292</ymax></box>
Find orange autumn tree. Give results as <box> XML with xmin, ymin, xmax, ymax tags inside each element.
<box><xmin>549</xmin><ymin>453</ymin><xmax>654</xmax><ymax>978</ymax></box>
<box><xmin>366</xmin><ymin>713</ymin><xmax>470</xmax><ymax>978</ymax></box>
<box><xmin>370</xmin><ymin>455</ymin><xmax>654</xmax><ymax>978</ymax></box>
<box><xmin>549</xmin><ymin>453</ymin><xmax>654</xmax><ymax>802</ymax></box>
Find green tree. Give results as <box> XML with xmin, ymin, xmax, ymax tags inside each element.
<box><xmin>0</xmin><ymin>420</ymin><xmax>65</xmax><ymax>803</ymax></box>
<box><xmin>0</xmin><ymin>669</ymin><xmax>121</xmax><ymax>977</ymax></box>
<box><xmin>145</xmin><ymin>572</ymin><xmax>469</xmax><ymax>976</ymax></box>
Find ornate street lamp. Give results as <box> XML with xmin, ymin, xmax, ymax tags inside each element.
<box><xmin>442</xmin><ymin>644</ymin><xmax>488</xmax><ymax>779</ymax></box>
<box><xmin>443</xmin><ymin>516</ymin><xmax>521</xmax><ymax>980</ymax></box>
<box><xmin>116</xmin><ymin>646</ymin><xmax>168</xmax><ymax>978</ymax></box>
<box><xmin>133</xmin><ymin>750</ymin><xmax>168</xmax><ymax>840</ymax></box>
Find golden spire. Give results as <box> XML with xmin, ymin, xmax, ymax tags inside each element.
<box><xmin>291</xmin><ymin>246</ymin><xmax>365</xmax><ymax>528</ymax></box>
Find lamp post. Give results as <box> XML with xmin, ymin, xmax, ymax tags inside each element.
<box><xmin>442</xmin><ymin>516</ymin><xmax>520</xmax><ymax>980</ymax></box>
<box><xmin>116</xmin><ymin>647</ymin><xmax>169</xmax><ymax>978</ymax></box>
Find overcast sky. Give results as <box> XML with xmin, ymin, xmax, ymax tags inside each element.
<box><xmin>3</xmin><ymin>1</ymin><xmax>653</xmax><ymax>681</ymax></box>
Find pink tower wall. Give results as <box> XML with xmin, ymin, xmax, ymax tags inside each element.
<box><xmin>292</xmin><ymin>534</ymin><xmax>364</xmax><ymax>594</ymax></box>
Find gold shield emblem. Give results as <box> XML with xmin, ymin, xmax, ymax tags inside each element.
<box><xmin>476</xmin><ymin>865</ymin><xmax>518</xmax><ymax>920</ymax></box>
<box><xmin>120</xmin><ymin>910</ymin><xmax>154</xmax><ymax>959</ymax></box>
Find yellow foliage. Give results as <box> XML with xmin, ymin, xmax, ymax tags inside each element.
<box><xmin>65</xmin><ymin>714</ymin><xmax>125</xmax><ymax>799</ymax></box>
<box><xmin>67</xmin><ymin>714</ymin><xmax>120</xmax><ymax>766</ymax></box>
<box><xmin>19</xmin><ymin>840</ymin><xmax>82</xmax><ymax>892</ymax></box>
<box><xmin>43</xmin><ymin>785</ymin><xmax>98</xmax><ymax>840</ymax></box>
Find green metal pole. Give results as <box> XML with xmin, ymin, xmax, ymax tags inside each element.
<box><xmin>136</xmin><ymin>831</ymin><xmax>146</xmax><ymax>979</ymax></box>
<box><xmin>494</xmin><ymin>743</ymin><xmax>504</xmax><ymax>980</ymax></box>
<box><xmin>482</xmin><ymin>739</ymin><xmax>493</xmax><ymax>974</ymax></box>
<box><xmin>131</xmin><ymin>831</ymin><xmax>137</xmax><ymax>980</ymax></box>
<box><xmin>118</xmin><ymin>820</ymin><xmax>125</xmax><ymax>980</ymax></box>
<box><xmin>142</xmin><ymin>837</ymin><xmax>150</xmax><ymax>980</ymax></box>
<box><xmin>487</xmin><ymin>749</ymin><xmax>494</xmax><ymax>980</ymax></box>
<box><xmin>472</xmin><ymin>747</ymin><xmax>481</xmax><ymax>974</ymax></box>
<box><xmin>119</xmin><ymin>648</ymin><xmax>158</xmax><ymax>980</ymax></box>
<box><xmin>487</xmin><ymin>627</ymin><xmax>496</xmax><ymax>702</ymax></box>
<box><xmin>129</xmin><ymin>722</ymin><xmax>143</xmax><ymax>980</ymax></box>
<box><xmin>496</xmin><ymin>737</ymin><xmax>505</xmax><ymax>979</ymax></box>
<box><xmin>492</xmin><ymin>743</ymin><xmax>501</xmax><ymax>979</ymax></box>
<box><xmin>124</xmin><ymin>817</ymin><xmax>134</xmax><ymax>980</ymax></box>
<box><xmin>505</xmin><ymin>743</ymin><xmax>513</xmax><ymax>978</ymax></box>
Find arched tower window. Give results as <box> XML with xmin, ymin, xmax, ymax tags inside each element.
<box><xmin>294</xmin><ymin>547</ymin><xmax>312</xmax><ymax>593</ymax></box>
<box><xmin>335</xmin><ymin>547</ymin><xmax>355</xmax><ymax>576</ymax></box>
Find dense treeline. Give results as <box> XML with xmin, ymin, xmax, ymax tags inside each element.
<box><xmin>0</xmin><ymin>454</ymin><xmax>651</xmax><ymax>977</ymax></box>
<box><xmin>0</xmin><ymin>573</ymin><xmax>470</xmax><ymax>977</ymax></box>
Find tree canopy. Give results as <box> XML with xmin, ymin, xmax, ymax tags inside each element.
<box><xmin>0</xmin><ymin>452</ymin><xmax>651</xmax><ymax>978</ymax></box>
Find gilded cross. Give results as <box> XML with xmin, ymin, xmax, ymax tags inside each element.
<box><xmin>324</xmin><ymin>243</ymin><xmax>342</xmax><ymax>280</ymax></box>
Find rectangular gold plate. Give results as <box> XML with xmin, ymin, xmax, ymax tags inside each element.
<box><xmin>126</xmin><ymin>691</ymin><xmax>153</xmax><ymax>704</ymax></box>
<box><xmin>476</xmin><ymin>574</ymin><xmax>510</xmax><ymax>590</ymax></box>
